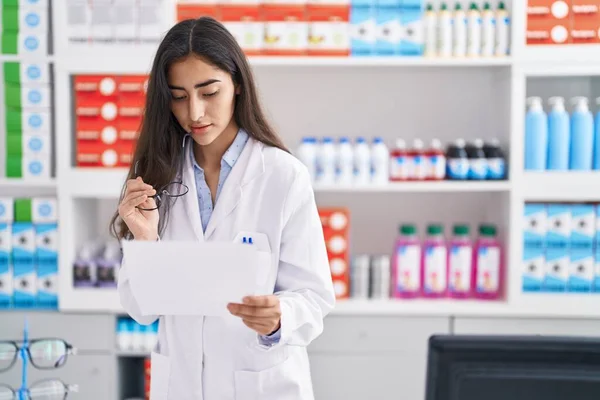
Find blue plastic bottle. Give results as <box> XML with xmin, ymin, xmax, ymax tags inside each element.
<box><xmin>547</xmin><ymin>96</ymin><xmax>570</xmax><ymax>170</ymax></box>
<box><xmin>524</xmin><ymin>97</ymin><xmax>547</xmax><ymax>170</ymax></box>
<box><xmin>594</xmin><ymin>97</ymin><xmax>600</xmax><ymax>170</ymax></box>
<box><xmin>569</xmin><ymin>96</ymin><xmax>594</xmax><ymax>170</ymax></box>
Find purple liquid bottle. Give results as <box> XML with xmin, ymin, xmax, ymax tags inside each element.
<box><xmin>422</xmin><ymin>224</ymin><xmax>448</xmax><ymax>298</ymax></box>
<box><xmin>473</xmin><ymin>224</ymin><xmax>503</xmax><ymax>300</ymax></box>
<box><xmin>392</xmin><ymin>224</ymin><xmax>421</xmax><ymax>298</ymax></box>
<box><xmin>448</xmin><ymin>224</ymin><xmax>473</xmax><ymax>299</ymax></box>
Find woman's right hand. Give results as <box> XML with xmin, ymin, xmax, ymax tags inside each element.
<box><xmin>118</xmin><ymin>177</ymin><xmax>159</xmax><ymax>241</ymax></box>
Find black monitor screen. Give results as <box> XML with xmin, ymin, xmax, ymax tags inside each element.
<box><xmin>425</xmin><ymin>334</ymin><xmax>600</xmax><ymax>400</ymax></box>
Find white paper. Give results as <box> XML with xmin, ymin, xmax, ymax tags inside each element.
<box><xmin>122</xmin><ymin>240</ymin><xmax>272</xmax><ymax>317</ymax></box>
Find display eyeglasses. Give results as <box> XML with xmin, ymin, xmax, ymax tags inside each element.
<box><xmin>0</xmin><ymin>339</ymin><xmax>77</xmax><ymax>373</ymax></box>
<box><xmin>133</xmin><ymin>161</ymin><xmax>189</xmax><ymax>212</ymax></box>
<box><xmin>0</xmin><ymin>379</ymin><xmax>78</xmax><ymax>400</ymax></box>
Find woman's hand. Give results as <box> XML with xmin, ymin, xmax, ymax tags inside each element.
<box><xmin>118</xmin><ymin>177</ymin><xmax>159</xmax><ymax>241</ymax></box>
<box><xmin>228</xmin><ymin>295</ymin><xmax>281</xmax><ymax>336</ymax></box>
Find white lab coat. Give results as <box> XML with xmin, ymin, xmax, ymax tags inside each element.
<box><xmin>118</xmin><ymin>136</ymin><xmax>336</xmax><ymax>400</ymax></box>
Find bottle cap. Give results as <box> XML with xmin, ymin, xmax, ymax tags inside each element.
<box><xmin>413</xmin><ymin>139</ymin><xmax>424</xmax><ymax>150</ymax></box>
<box><xmin>426</xmin><ymin>3</ymin><xmax>433</xmax><ymax>11</ymax></box>
<box><xmin>479</xmin><ymin>224</ymin><xmax>497</xmax><ymax>236</ymax></box>
<box><xmin>430</xmin><ymin>139</ymin><xmax>442</xmax><ymax>150</ymax></box>
<box><xmin>339</xmin><ymin>137</ymin><xmax>350</xmax><ymax>143</ymax></box>
<box><xmin>440</xmin><ymin>3</ymin><xmax>448</xmax><ymax>10</ymax></box>
<box><xmin>489</xmin><ymin>138</ymin><xmax>500</xmax><ymax>147</ymax></box>
<box><xmin>400</xmin><ymin>224</ymin><xmax>417</xmax><ymax>235</ymax></box>
<box><xmin>571</xmin><ymin>96</ymin><xmax>590</xmax><ymax>112</ymax></box>
<box><xmin>498</xmin><ymin>1</ymin><xmax>506</xmax><ymax>10</ymax></box>
<box><xmin>427</xmin><ymin>224</ymin><xmax>444</xmax><ymax>235</ymax></box>
<box><xmin>469</xmin><ymin>2</ymin><xmax>478</xmax><ymax>10</ymax></box>
<box><xmin>453</xmin><ymin>224</ymin><xmax>470</xmax><ymax>236</ymax></box>
<box><xmin>373</xmin><ymin>137</ymin><xmax>384</xmax><ymax>144</ymax></box>
<box><xmin>455</xmin><ymin>3</ymin><xmax>462</xmax><ymax>10</ymax></box>
<box><xmin>455</xmin><ymin>138</ymin><xmax>466</xmax><ymax>147</ymax></box>
<box><xmin>323</xmin><ymin>137</ymin><xmax>334</xmax><ymax>143</ymax></box>
<box><xmin>395</xmin><ymin>139</ymin><xmax>407</xmax><ymax>149</ymax></box>
<box><xmin>356</xmin><ymin>137</ymin><xmax>366</xmax><ymax>144</ymax></box>
<box><xmin>527</xmin><ymin>96</ymin><xmax>543</xmax><ymax>110</ymax></box>
<box><xmin>473</xmin><ymin>138</ymin><xmax>484</xmax><ymax>148</ymax></box>
<box><xmin>483</xmin><ymin>2</ymin><xmax>491</xmax><ymax>10</ymax></box>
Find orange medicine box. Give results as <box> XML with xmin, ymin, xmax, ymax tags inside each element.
<box><xmin>177</xmin><ymin>4</ymin><xmax>221</xmax><ymax>22</ymax></box>
<box><xmin>77</xmin><ymin>142</ymin><xmax>134</xmax><ymax>168</ymax></box>
<box><xmin>319</xmin><ymin>207</ymin><xmax>350</xmax><ymax>299</ymax></box>
<box><xmin>263</xmin><ymin>5</ymin><xmax>309</xmax><ymax>56</ymax></box>
<box><xmin>307</xmin><ymin>5</ymin><xmax>350</xmax><ymax>56</ymax></box>
<box><xmin>221</xmin><ymin>5</ymin><xmax>265</xmax><ymax>56</ymax></box>
<box><xmin>527</xmin><ymin>0</ymin><xmax>572</xmax><ymax>45</ymax></box>
<box><xmin>571</xmin><ymin>0</ymin><xmax>600</xmax><ymax>44</ymax></box>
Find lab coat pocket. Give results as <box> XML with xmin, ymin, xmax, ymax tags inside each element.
<box><xmin>149</xmin><ymin>351</ymin><xmax>171</xmax><ymax>400</ymax></box>
<box><xmin>233</xmin><ymin>231</ymin><xmax>273</xmax><ymax>289</ymax></box>
<box><xmin>234</xmin><ymin>354</ymin><xmax>307</xmax><ymax>400</ymax></box>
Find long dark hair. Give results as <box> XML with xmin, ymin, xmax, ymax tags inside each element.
<box><xmin>110</xmin><ymin>17</ymin><xmax>289</xmax><ymax>240</ymax></box>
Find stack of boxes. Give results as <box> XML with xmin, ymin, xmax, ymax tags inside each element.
<box><xmin>4</xmin><ymin>62</ymin><xmax>53</xmax><ymax>179</ymax></box>
<box><xmin>523</xmin><ymin>202</ymin><xmax>599</xmax><ymax>293</ymax></box>
<box><xmin>1</xmin><ymin>0</ymin><xmax>50</xmax><ymax>56</ymax></box>
<box><xmin>0</xmin><ymin>197</ymin><xmax>59</xmax><ymax>309</ymax></box>
<box><xmin>74</xmin><ymin>74</ymin><xmax>147</xmax><ymax>167</ymax></box>
<box><xmin>177</xmin><ymin>0</ymin><xmax>424</xmax><ymax>57</ymax></box>
<box><xmin>318</xmin><ymin>207</ymin><xmax>350</xmax><ymax>299</ymax></box>
<box><xmin>65</xmin><ymin>0</ymin><xmax>166</xmax><ymax>44</ymax></box>
<box><xmin>527</xmin><ymin>0</ymin><xmax>600</xmax><ymax>46</ymax></box>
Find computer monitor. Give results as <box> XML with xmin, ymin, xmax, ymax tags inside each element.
<box><xmin>425</xmin><ymin>334</ymin><xmax>600</xmax><ymax>400</ymax></box>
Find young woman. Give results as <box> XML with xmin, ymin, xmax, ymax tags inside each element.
<box><xmin>110</xmin><ymin>16</ymin><xmax>336</xmax><ymax>400</ymax></box>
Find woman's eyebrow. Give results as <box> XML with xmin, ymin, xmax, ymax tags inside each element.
<box><xmin>168</xmin><ymin>79</ymin><xmax>221</xmax><ymax>90</ymax></box>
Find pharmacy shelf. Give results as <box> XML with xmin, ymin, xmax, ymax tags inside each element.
<box><xmin>115</xmin><ymin>350</ymin><xmax>150</xmax><ymax>358</ymax></box>
<box><xmin>520</xmin><ymin>45</ymin><xmax>600</xmax><ymax>67</ymax></box>
<box><xmin>64</xmin><ymin>168</ymin><xmax>512</xmax><ymax>198</ymax></box>
<box><xmin>521</xmin><ymin>172</ymin><xmax>600</xmax><ymax>201</ymax></box>
<box><xmin>61</xmin><ymin>289</ymin><xmax>123</xmax><ymax>313</ymax></box>
<box><xmin>0</xmin><ymin>178</ymin><xmax>57</xmax><ymax>188</ymax></box>
<box><xmin>522</xmin><ymin>61</ymin><xmax>600</xmax><ymax>77</ymax></box>
<box><xmin>333</xmin><ymin>295</ymin><xmax>600</xmax><ymax>318</ymax></box>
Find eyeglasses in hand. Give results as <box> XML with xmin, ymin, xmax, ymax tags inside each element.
<box><xmin>133</xmin><ymin>161</ymin><xmax>189</xmax><ymax>212</ymax></box>
<box><xmin>0</xmin><ymin>379</ymin><xmax>78</xmax><ymax>400</ymax></box>
<box><xmin>0</xmin><ymin>339</ymin><xmax>76</xmax><ymax>372</ymax></box>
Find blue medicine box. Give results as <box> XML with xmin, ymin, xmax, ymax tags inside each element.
<box><xmin>350</xmin><ymin>6</ymin><xmax>376</xmax><ymax>56</ymax></box>
<box><xmin>570</xmin><ymin>204</ymin><xmax>594</xmax><ymax>249</ymax></box>
<box><xmin>544</xmin><ymin>246</ymin><xmax>568</xmax><ymax>292</ymax></box>
<box><xmin>523</xmin><ymin>203</ymin><xmax>546</xmax><ymax>248</ymax></box>
<box><xmin>568</xmin><ymin>248</ymin><xmax>593</xmax><ymax>292</ymax></box>
<box><xmin>13</xmin><ymin>259</ymin><xmax>36</xmax><ymax>308</ymax></box>
<box><xmin>35</xmin><ymin>223</ymin><xmax>58</xmax><ymax>261</ymax></box>
<box><xmin>546</xmin><ymin>204</ymin><xmax>570</xmax><ymax>248</ymax></box>
<box><xmin>522</xmin><ymin>245</ymin><xmax>544</xmax><ymax>292</ymax></box>
<box><xmin>0</xmin><ymin>259</ymin><xmax>12</xmax><ymax>308</ymax></box>
<box><xmin>37</xmin><ymin>259</ymin><xmax>58</xmax><ymax>309</ymax></box>
<box><xmin>12</xmin><ymin>222</ymin><xmax>35</xmax><ymax>261</ymax></box>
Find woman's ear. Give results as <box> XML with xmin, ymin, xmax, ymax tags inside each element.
<box><xmin>235</xmin><ymin>83</ymin><xmax>241</xmax><ymax>95</ymax></box>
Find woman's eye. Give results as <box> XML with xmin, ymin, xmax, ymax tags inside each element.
<box><xmin>171</xmin><ymin>95</ymin><xmax>186</xmax><ymax>101</ymax></box>
<box><xmin>203</xmin><ymin>91</ymin><xmax>219</xmax><ymax>97</ymax></box>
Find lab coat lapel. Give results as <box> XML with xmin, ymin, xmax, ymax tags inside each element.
<box><xmin>204</xmin><ymin>137</ymin><xmax>265</xmax><ymax>240</ymax></box>
<box><xmin>180</xmin><ymin>142</ymin><xmax>205</xmax><ymax>242</ymax></box>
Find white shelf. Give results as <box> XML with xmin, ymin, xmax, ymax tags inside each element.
<box><xmin>522</xmin><ymin>172</ymin><xmax>600</xmax><ymax>201</ymax></box>
<box><xmin>60</xmin><ymin>289</ymin><xmax>123</xmax><ymax>313</ymax></box>
<box><xmin>0</xmin><ymin>178</ymin><xmax>57</xmax><ymax>188</ymax></box>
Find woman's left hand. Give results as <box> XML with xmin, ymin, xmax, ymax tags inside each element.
<box><xmin>228</xmin><ymin>295</ymin><xmax>281</xmax><ymax>336</ymax></box>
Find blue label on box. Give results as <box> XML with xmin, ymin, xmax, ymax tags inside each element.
<box><xmin>569</xmin><ymin>249</ymin><xmax>593</xmax><ymax>292</ymax></box>
<box><xmin>350</xmin><ymin>7</ymin><xmax>376</xmax><ymax>55</ymax></box>
<box><xmin>544</xmin><ymin>247</ymin><xmax>568</xmax><ymax>292</ymax></box>
<box><xmin>399</xmin><ymin>0</ymin><xmax>422</xmax><ymax>9</ymax></box>
<box><xmin>595</xmin><ymin>252</ymin><xmax>600</xmax><ymax>292</ymax></box>
<box><xmin>522</xmin><ymin>246</ymin><xmax>544</xmax><ymax>292</ymax></box>
<box><xmin>375</xmin><ymin>6</ymin><xmax>401</xmax><ymax>55</ymax></box>
<box><xmin>13</xmin><ymin>259</ymin><xmax>36</xmax><ymax>308</ymax></box>
<box><xmin>524</xmin><ymin>203</ymin><xmax>546</xmax><ymax>248</ymax></box>
<box><xmin>12</xmin><ymin>222</ymin><xmax>35</xmax><ymax>260</ymax></box>
<box><xmin>35</xmin><ymin>223</ymin><xmax>58</xmax><ymax>261</ymax></box>
<box><xmin>546</xmin><ymin>204</ymin><xmax>570</xmax><ymax>247</ymax></box>
<box><xmin>399</xmin><ymin>9</ymin><xmax>424</xmax><ymax>55</ymax></box>
<box><xmin>0</xmin><ymin>259</ymin><xmax>12</xmax><ymax>308</ymax></box>
<box><xmin>570</xmin><ymin>204</ymin><xmax>595</xmax><ymax>249</ymax></box>
<box><xmin>0</xmin><ymin>223</ymin><xmax>11</xmax><ymax>260</ymax></box>
<box><xmin>37</xmin><ymin>259</ymin><xmax>57</xmax><ymax>309</ymax></box>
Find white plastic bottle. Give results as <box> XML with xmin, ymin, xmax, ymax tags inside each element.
<box><xmin>354</xmin><ymin>137</ymin><xmax>371</xmax><ymax>185</ymax></box>
<box><xmin>371</xmin><ymin>137</ymin><xmax>390</xmax><ymax>184</ymax></box>
<box><xmin>495</xmin><ymin>1</ymin><xmax>509</xmax><ymax>56</ymax></box>
<box><xmin>481</xmin><ymin>2</ymin><xmax>495</xmax><ymax>56</ymax></box>
<box><xmin>389</xmin><ymin>139</ymin><xmax>409</xmax><ymax>181</ymax></box>
<box><xmin>452</xmin><ymin>2</ymin><xmax>467</xmax><ymax>57</ymax></box>
<box><xmin>467</xmin><ymin>2</ymin><xmax>482</xmax><ymax>57</ymax></box>
<box><xmin>336</xmin><ymin>137</ymin><xmax>354</xmax><ymax>185</ymax></box>
<box><xmin>297</xmin><ymin>137</ymin><xmax>318</xmax><ymax>183</ymax></box>
<box><xmin>316</xmin><ymin>137</ymin><xmax>336</xmax><ymax>185</ymax></box>
<box><xmin>424</xmin><ymin>3</ymin><xmax>438</xmax><ymax>57</ymax></box>
<box><xmin>438</xmin><ymin>3</ymin><xmax>453</xmax><ymax>57</ymax></box>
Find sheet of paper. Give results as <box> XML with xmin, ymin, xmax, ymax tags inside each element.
<box><xmin>122</xmin><ymin>240</ymin><xmax>272</xmax><ymax>317</ymax></box>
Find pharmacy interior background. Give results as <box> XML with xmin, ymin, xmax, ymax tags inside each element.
<box><xmin>1</xmin><ymin>1</ymin><xmax>600</xmax><ymax>399</ymax></box>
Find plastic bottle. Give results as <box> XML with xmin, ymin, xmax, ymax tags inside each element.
<box><xmin>371</xmin><ymin>137</ymin><xmax>390</xmax><ymax>184</ymax></box>
<box><xmin>446</xmin><ymin>139</ymin><xmax>469</xmax><ymax>180</ymax></box>
<box><xmin>547</xmin><ymin>96</ymin><xmax>569</xmax><ymax>170</ymax></box>
<box><xmin>422</xmin><ymin>224</ymin><xmax>448</xmax><ymax>298</ymax></box>
<box><xmin>297</xmin><ymin>137</ymin><xmax>318</xmax><ymax>183</ymax></box>
<box><xmin>353</xmin><ymin>137</ymin><xmax>371</xmax><ymax>185</ymax></box>
<box><xmin>424</xmin><ymin>3</ymin><xmax>437</xmax><ymax>57</ymax></box>
<box><xmin>117</xmin><ymin>318</ymin><xmax>132</xmax><ymax>351</ymax></box>
<box><xmin>569</xmin><ymin>96</ymin><xmax>594</xmax><ymax>170</ymax></box>
<box><xmin>524</xmin><ymin>96</ymin><xmax>548</xmax><ymax>171</ymax></box>
<box><xmin>426</xmin><ymin>139</ymin><xmax>446</xmax><ymax>180</ymax></box>
<box><xmin>467</xmin><ymin>2</ymin><xmax>482</xmax><ymax>57</ymax></box>
<box><xmin>481</xmin><ymin>2</ymin><xmax>495</xmax><ymax>57</ymax></box>
<box><xmin>466</xmin><ymin>139</ymin><xmax>487</xmax><ymax>180</ymax></box>
<box><xmin>594</xmin><ymin>97</ymin><xmax>600</xmax><ymax>170</ymax></box>
<box><xmin>495</xmin><ymin>1</ymin><xmax>510</xmax><ymax>56</ymax></box>
<box><xmin>483</xmin><ymin>139</ymin><xmax>506</xmax><ymax>180</ymax></box>
<box><xmin>389</xmin><ymin>139</ymin><xmax>409</xmax><ymax>181</ymax></box>
<box><xmin>96</xmin><ymin>242</ymin><xmax>121</xmax><ymax>288</ymax></box>
<box><xmin>411</xmin><ymin>139</ymin><xmax>426</xmax><ymax>180</ymax></box>
<box><xmin>336</xmin><ymin>137</ymin><xmax>354</xmax><ymax>185</ymax></box>
<box><xmin>452</xmin><ymin>2</ymin><xmax>467</xmax><ymax>57</ymax></box>
<box><xmin>474</xmin><ymin>224</ymin><xmax>502</xmax><ymax>300</ymax></box>
<box><xmin>438</xmin><ymin>3</ymin><xmax>453</xmax><ymax>57</ymax></box>
<box><xmin>392</xmin><ymin>224</ymin><xmax>421</xmax><ymax>298</ymax></box>
<box><xmin>448</xmin><ymin>224</ymin><xmax>473</xmax><ymax>298</ymax></box>
<box><xmin>316</xmin><ymin>137</ymin><xmax>336</xmax><ymax>185</ymax></box>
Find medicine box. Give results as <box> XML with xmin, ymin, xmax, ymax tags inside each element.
<box><xmin>221</xmin><ymin>5</ymin><xmax>264</xmax><ymax>56</ymax></box>
<box><xmin>37</xmin><ymin>259</ymin><xmax>57</xmax><ymax>309</ymax></box>
<box><xmin>546</xmin><ymin>204</ymin><xmax>570</xmax><ymax>247</ymax></box>
<box><xmin>11</xmin><ymin>222</ymin><xmax>35</xmax><ymax>260</ymax></box>
<box><xmin>0</xmin><ymin>198</ymin><xmax>14</xmax><ymax>223</ymax></box>
<box><xmin>32</xmin><ymin>197</ymin><xmax>58</xmax><ymax>223</ymax></box>
<box><xmin>0</xmin><ymin>260</ymin><xmax>13</xmax><ymax>308</ymax></box>
<box><xmin>350</xmin><ymin>6</ymin><xmax>376</xmax><ymax>55</ymax></box>
<box><xmin>571</xmin><ymin>0</ymin><xmax>600</xmax><ymax>45</ymax></box>
<box><xmin>523</xmin><ymin>203</ymin><xmax>546</xmax><ymax>247</ymax></box>
<box><xmin>375</xmin><ymin>6</ymin><xmax>401</xmax><ymax>55</ymax></box>
<box><xmin>1</xmin><ymin>33</ymin><xmax>48</xmax><ymax>55</ymax></box>
<box><xmin>595</xmin><ymin>204</ymin><xmax>600</xmax><ymax>249</ymax></box>
<box><xmin>4</xmin><ymin>62</ymin><xmax>51</xmax><ymax>85</ymax></box>
<box><xmin>6</xmin><ymin>133</ymin><xmax>51</xmax><ymax>157</ymax></box>
<box><xmin>595</xmin><ymin>251</ymin><xmax>600</xmax><ymax>292</ymax></box>
<box><xmin>569</xmin><ymin>248</ymin><xmax>594</xmax><ymax>292</ymax></box>
<box><xmin>307</xmin><ymin>5</ymin><xmax>350</xmax><ymax>56</ymax></box>
<box><xmin>526</xmin><ymin>0</ymin><xmax>571</xmax><ymax>45</ymax></box>
<box><xmin>544</xmin><ymin>247</ymin><xmax>569</xmax><ymax>292</ymax></box>
<box><xmin>0</xmin><ymin>223</ymin><xmax>13</xmax><ymax>260</ymax></box>
<box><xmin>1</xmin><ymin>5</ymin><xmax>48</xmax><ymax>34</ymax></box>
<box><xmin>5</xmin><ymin>109</ymin><xmax>52</xmax><ymax>135</ymax></box>
<box><xmin>4</xmin><ymin>83</ymin><xmax>52</xmax><ymax>109</ymax></box>
<box><xmin>35</xmin><ymin>223</ymin><xmax>58</xmax><ymax>261</ymax></box>
<box><xmin>6</xmin><ymin>154</ymin><xmax>51</xmax><ymax>179</ymax></box>
<box><xmin>570</xmin><ymin>204</ymin><xmax>595</xmax><ymax>248</ymax></box>
<box><xmin>13</xmin><ymin>259</ymin><xmax>36</xmax><ymax>308</ymax></box>
<box><xmin>399</xmin><ymin>8</ymin><xmax>423</xmax><ymax>55</ymax></box>
<box><xmin>522</xmin><ymin>245</ymin><xmax>544</xmax><ymax>292</ymax></box>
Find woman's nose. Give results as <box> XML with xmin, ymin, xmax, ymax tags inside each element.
<box><xmin>189</xmin><ymin>97</ymin><xmax>205</xmax><ymax>122</ymax></box>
